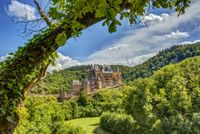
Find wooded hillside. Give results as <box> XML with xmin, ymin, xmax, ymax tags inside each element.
<box><xmin>33</xmin><ymin>42</ymin><xmax>200</xmax><ymax>94</ymax></box>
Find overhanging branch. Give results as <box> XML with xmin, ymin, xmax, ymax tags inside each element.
<box><xmin>34</xmin><ymin>0</ymin><xmax>51</xmax><ymax>26</ymax></box>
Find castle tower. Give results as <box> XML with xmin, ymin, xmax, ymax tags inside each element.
<box><xmin>101</xmin><ymin>65</ymin><xmax>114</xmax><ymax>88</ymax></box>
<box><xmin>112</xmin><ymin>66</ymin><xmax>123</xmax><ymax>86</ymax></box>
<box><xmin>58</xmin><ymin>90</ymin><xmax>67</xmax><ymax>101</ymax></box>
<box><xmin>71</xmin><ymin>80</ymin><xmax>82</xmax><ymax>95</ymax></box>
<box><xmin>82</xmin><ymin>78</ymin><xmax>91</xmax><ymax>94</ymax></box>
<box><xmin>96</xmin><ymin>76</ymin><xmax>103</xmax><ymax>89</ymax></box>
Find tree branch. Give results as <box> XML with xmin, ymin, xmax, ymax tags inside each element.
<box><xmin>34</xmin><ymin>0</ymin><xmax>51</xmax><ymax>26</ymax></box>
<box><xmin>23</xmin><ymin>60</ymin><xmax>51</xmax><ymax>98</ymax></box>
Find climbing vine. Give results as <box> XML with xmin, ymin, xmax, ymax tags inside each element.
<box><xmin>0</xmin><ymin>0</ymin><xmax>191</xmax><ymax>133</ymax></box>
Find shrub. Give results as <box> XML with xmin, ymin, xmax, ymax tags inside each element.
<box><xmin>160</xmin><ymin>112</ymin><xmax>200</xmax><ymax>134</ymax></box>
<box><xmin>52</xmin><ymin>122</ymin><xmax>86</xmax><ymax>134</ymax></box>
<box><xmin>100</xmin><ymin>112</ymin><xmax>135</xmax><ymax>134</ymax></box>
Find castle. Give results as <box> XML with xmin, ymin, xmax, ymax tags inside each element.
<box><xmin>58</xmin><ymin>65</ymin><xmax>123</xmax><ymax>100</ymax></box>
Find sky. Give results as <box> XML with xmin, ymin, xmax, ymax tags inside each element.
<box><xmin>0</xmin><ymin>0</ymin><xmax>200</xmax><ymax>71</ymax></box>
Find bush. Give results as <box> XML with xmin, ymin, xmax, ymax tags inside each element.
<box><xmin>100</xmin><ymin>112</ymin><xmax>135</xmax><ymax>134</ymax></box>
<box><xmin>160</xmin><ymin>112</ymin><xmax>200</xmax><ymax>134</ymax></box>
<box><xmin>52</xmin><ymin>122</ymin><xmax>86</xmax><ymax>134</ymax></box>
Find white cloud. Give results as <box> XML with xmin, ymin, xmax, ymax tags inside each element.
<box><xmin>118</xmin><ymin>53</ymin><xmax>157</xmax><ymax>66</ymax></box>
<box><xmin>46</xmin><ymin>52</ymin><xmax>156</xmax><ymax>72</ymax></box>
<box><xmin>2</xmin><ymin>0</ymin><xmax>200</xmax><ymax>72</ymax></box>
<box><xmin>0</xmin><ymin>54</ymin><xmax>13</xmax><ymax>62</ymax></box>
<box><xmin>6</xmin><ymin>0</ymin><xmax>36</xmax><ymax>21</ymax></box>
<box><xmin>165</xmin><ymin>31</ymin><xmax>190</xmax><ymax>39</ymax></box>
<box><xmin>47</xmin><ymin>53</ymin><xmax>81</xmax><ymax>72</ymax></box>
<box><xmin>153</xmin><ymin>30</ymin><xmax>190</xmax><ymax>41</ymax></box>
<box><xmin>0</xmin><ymin>53</ymin><xmax>80</xmax><ymax>72</ymax></box>
<box><xmin>142</xmin><ymin>13</ymin><xmax>169</xmax><ymax>26</ymax></box>
<box><xmin>0</xmin><ymin>56</ymin><xmax>6</xmax><ymax>62</ymax></box>
<box><xmin>180</xmin><ymin>40</ymin><xmax>200</xmax><ymax>45</ymax></box>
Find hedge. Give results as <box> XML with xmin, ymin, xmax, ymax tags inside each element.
<box><xmin>100</xmin><ymin>112</ymin><xmax>135</xmax><ymax>134</ymax></box>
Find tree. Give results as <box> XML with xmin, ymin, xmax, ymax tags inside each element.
<box><xmin>124</xmin><ymin>57</ymin><xmax>200</xmax><ymax>133</ymax></box>
<box><xmin>77</xmin><ymin>92</ymin><xmax>88</xmax><ymax>106</ymax></box>
<box><xmin>0</xmin><ymin>0</ymin><xmax>191</xmax><ymax>133</ymax></box>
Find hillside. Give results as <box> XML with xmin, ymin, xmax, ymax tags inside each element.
<box><xmin>121</xmin><ymin>42</ymin><xmax>200</xmax><ymax>82</ymax></box>
<box><xmin>101</xmin><ymin>56</ymin><xmax>200</xmax><ymax>134</ymax></box>
<box><xmin>32</xmin><ymin>42</ymin><xmax>200</xmax><ymax>94</ymax></box>
<box><xmin>32</xmin><ymin>66</ymin><xmax>88</xmax><ymax>94</ymax></box>
<box><xmin>15</xmin><ymin>56</ymin><xmax>200</xmax><ymax>133</ymax></box>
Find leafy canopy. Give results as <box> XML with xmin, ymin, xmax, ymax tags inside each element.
<box><xmin>48</xmin><ymin>0</ymin><xmax>191</xmax><ymax>33</ymax></box>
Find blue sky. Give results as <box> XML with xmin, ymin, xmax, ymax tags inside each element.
<box><xmin>0</xmin><ymin>0</ymin><xmax>200</xmax><ymax>71</ymax></box>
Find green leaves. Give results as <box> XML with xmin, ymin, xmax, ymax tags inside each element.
<box><xmin>100</xmin><ymin>112</ymin><xmax>135</xmax><ymax>134</ymax></box>
<box><xmin>95</xmin><ymin>1</ymin><xmax>108</xmax><ymax>18</ymax></box>
<box><xmin>152</xmin><ymin>0</ymin><xmax>191</xmax><ymax>15</ymax></box>
<box><xmin>6</xmin><ymin>116</ymin><xmax>15</xmax><ymax>123</ymax></box>
<box><xmin>0</xmin><ymin>89</ymin><xmax>8</xmax><ymax>95</ymax></box>
<box><xmin>48</xmin><ymin>0</ymin><xmax>191</xmax><ymax>35</ymax></box>
<box><xmin>55</xmin><ymin>32</ymin><xmax>67</xmax><ymax>46</ymax></box>
<box><xmin>124</xmin><ymin>56</ymin><xmax>200</xmax><ymax>133</ymax></box>
<box><xmin>108</xmin><ymin>20</ymin><xmax>121</xmax><ymax>33</ymax></box>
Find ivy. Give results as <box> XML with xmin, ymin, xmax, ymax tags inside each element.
<box><xmin>55</xmin><ymin>32</ymin><xmax>67</xmax><ymax>46</ymax></box>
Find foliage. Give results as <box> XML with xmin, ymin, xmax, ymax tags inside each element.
<box><xmin>73</xmin><ymin>88</ymin><xmax>127</xmax><ymax>118</ymax></box>
<box><xmin>33</xmin><ymin>66</ymin><xmax>88</xmax><ymax>94</ymax></box>
<box><xmin>52</xmin><ymin>122</ymin><xmax>86</xmax><ymax>134</ymax></box>
<box><xmin>14</xmin><ymin>88</ymin><xmax>128</xmax><ymax>133</ymax></box>
<box><xmin>49</xmin><ymin>0</ymin><xmax>190</xmax><ymax>33</ymax></box>
<box><xmin>0</xmin><ymin>25</ymin><xmax>63</xmax><ymax>132</ymax></box>
<box><xmin>55</xmin><ymin>32</ymin><xmax>67</xmax><ymax>46</ymax></box>
<box><xmin>100</xmin><ymin>112</ymin><xmax>135</xmax><ymax>134</ymax></box>
<box><xmin>124</xmin><ymin>57</ymin><xmax>200</xmax><ymax>133</ymax></box>
<box><xmin>159</xmin><ymin>112</ymin><xmax>200</xmax><ymax>134</ymax></box>
<box><xmin>14</xmin><ymin>56</ymin><xmax>200</xmax><ymax>133</ymax></box>
<box><xmin>14</xmin><ymin>96</ymin><xmax>86</xmax><ymax>134</ymax></box>
<box><xmin>77</xmin><ymin>92</ymin><xmax>89</xmax><ymax>106</ymax></box>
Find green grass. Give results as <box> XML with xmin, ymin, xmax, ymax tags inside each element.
<box><xmin>66</xmin><ymin>117</ymin><xmax>109</xmax><ymax>134</ymax></box>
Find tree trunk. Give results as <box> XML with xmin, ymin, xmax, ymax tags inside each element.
<box><xmin>0</xmin><ymin>114</ymin><xmax>19</xmax><ymax>134</ymax></box>
<box><xmin>0</xmin><ymin>12</ymin><xmax>104</xmax><ymax>133</ymax></box>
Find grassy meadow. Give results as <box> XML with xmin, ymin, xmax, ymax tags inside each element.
<box><xmin>66</xmin><ymin>117</ymin><xmax>109</xmax><ymax>134</ymax></box>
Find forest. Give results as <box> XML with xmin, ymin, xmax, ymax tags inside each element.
<box><xmin>14</xmin><ymin>56</ymin><xmax>200</xmax><ymax>133</ymax></box>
